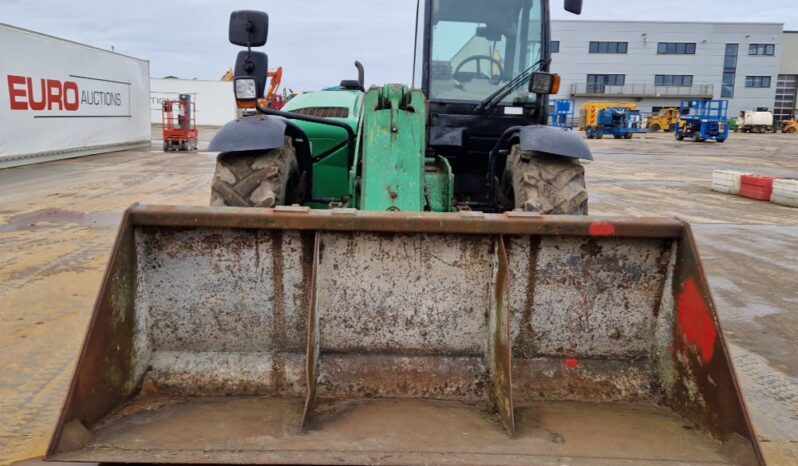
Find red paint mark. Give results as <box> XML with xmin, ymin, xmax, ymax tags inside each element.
<box><xmin>565</xmin><ymin>358</ymin><xmax>579</xmax><ymax>369</ymax></box>
<box><xmin>589</xmin><ymin>222</ymin><xmax>616</xmax><ymax>237</ymax></box>
<box><xmin>677</xmin><ymin>279</ymin><xmax>717</xmax><ymax>365</ymax></box>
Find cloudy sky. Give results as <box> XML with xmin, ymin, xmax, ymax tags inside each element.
<box><xmin>2</xmin><ymin>0</ymin><xmax>796</xmax><ymax>91</ymax></box>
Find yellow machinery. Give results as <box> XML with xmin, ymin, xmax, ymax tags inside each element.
<box><xmin>647</xmin><ymin>107</ymin><xmax>681</xmax><ymax>132</ymax></box>
<box><xmin>782</xmin><ymin>120</ymin><xmax>798</xmax><ymax>133</ymax></box>
<box><xmin>579</xmin><ymin>102</ymin><xmax>637</xmax><ymax>130</ymax></box>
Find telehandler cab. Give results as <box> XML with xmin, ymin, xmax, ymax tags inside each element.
<box><xmin>47</xmin><ymin>1</ymin><xmax>764</xmax><ymax>465</ymax></box>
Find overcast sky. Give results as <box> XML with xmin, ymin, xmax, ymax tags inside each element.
<box><xmin>2</xmin><ymin>0</ymin><xmax>796</xmax><ymax>91</ymax></box>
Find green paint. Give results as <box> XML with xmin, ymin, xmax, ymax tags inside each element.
<box><xmin>424</xmin><ymin>156</ymin><xmax>454</xmax><ymax>213</ymax></box>
<box><xmin>281</xmin><ymin>85</ymin><xmax>452</xmax><ymax>212</ymax></box>
<box><xmin>283</xmin><ymin>90</ymin><xmax>362</xmax><ymax>207</ymax></box>
<box><xmin>359</xmin><ymin>85</ymin><xmax>428</xmax><ymax>212</ymax></box>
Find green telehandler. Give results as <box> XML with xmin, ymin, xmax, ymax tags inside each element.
<box><xmin>46</xmin><ymin>1</ymin><xmax>763</xmax><ymax>465</ymax></box>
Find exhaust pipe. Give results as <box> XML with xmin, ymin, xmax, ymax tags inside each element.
<box><xmin>355</xmin><ymin>60</ymin><xmax>365</xmax><ymax>89</ymax></box>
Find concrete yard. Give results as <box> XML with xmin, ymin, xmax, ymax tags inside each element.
<box><xmin>0</xmin><ymin>130</ymin><xmax>796</xmax><ymax>465</ymax></box>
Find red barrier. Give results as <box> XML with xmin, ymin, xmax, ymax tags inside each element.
<box><xmin>740</xmin><ymin>175</ymin><xmax>779</xmax><ymax>201</ymax></box>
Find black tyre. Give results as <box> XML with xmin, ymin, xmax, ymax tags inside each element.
<box><xmin>502</xmin><ymin>145</ymin><xmax>588</xmax><ymax>215</ymax></box>
<box><xmin>210</xmin><ymin>137</ymin><xmax>300</xmax><ymax>207</ymax></box>
<box><xmin>585</xmin><ymin>126</ymin><xmax>595</xmax><ymax>139</ymax></box>
<box><xmin>624</xmin><ymin>133</ymin><xmax>633</xmax><ymax>140</ymax></box>
<box><xmin>596</xmin><ymin>126</ymin><xmax>605</xmax><ymax>140</ymax></box>
<box><xmin>163</xmin><ymin>141</ymin><xmax>169</xmax><ymax>152</ymax></box>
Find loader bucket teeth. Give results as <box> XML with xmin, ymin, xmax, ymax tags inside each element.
<box><xmin>47</xmin><ymin>206</ymin><xmax>764</xmax><ymax>465</ymax></box>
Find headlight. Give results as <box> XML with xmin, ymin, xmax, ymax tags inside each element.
<box><xmin>235</xmin><ymin>78</ymin><xmax>257</xmax><ymax>100</ymax></box>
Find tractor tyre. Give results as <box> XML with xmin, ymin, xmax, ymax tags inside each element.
<box><xmin>163</xmin><ymin>141</ymin><xmax>169</xmax><ymax>152</ymax></box>
<box><xmin>596</xmin><ymin>126</ymin><xmax>605</xmax><ymax>140</ymax></box>
<box><xmin>624</xmin><ymin>133</ymin><xmax>634</xmax><ymax>140</ymax></box>
<box><xmin>210</xmin><ymin>137</ymin><xmax>300</xmax><ymax>208</ymax></box>
<box><xmin>585</xmin><ymin>126</ymin><xmax>595</xmax><ymax>139</ymax></box>
<box><xmin>503</xmin><ymin>145</ymin><xmax>588</xmax><ymax>215</ymax></box>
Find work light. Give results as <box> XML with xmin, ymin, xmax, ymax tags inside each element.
<box><xmin>235</xmin><ymin>78</ymin><xmax>257</xmax><ymax>100</ymax></box>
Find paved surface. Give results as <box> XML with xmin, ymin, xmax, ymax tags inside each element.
<box><xmin>0</xmin><ymin>130</ymin><xmax>796</xmax><ymax>465</ymax></box>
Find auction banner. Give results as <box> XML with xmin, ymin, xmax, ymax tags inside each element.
<box><xmin>0</xmin><ymin>24</ymin><xmax>150</xmax><ymax>167</ymax></box>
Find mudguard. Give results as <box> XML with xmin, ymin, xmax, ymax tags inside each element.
<box><xmin>519</xmin><ymin>125</ymin><xmax>593</xmax><ymax>160</ymax></box>
<box><xmin>209</xmin><ymin>115</ymin><xmax>290</xmax><ymax>153</ymax></box>
<box><xmin>208</xmin><ymin>115</ymin><xmax>313</xmax><ymax>188</ymax></box>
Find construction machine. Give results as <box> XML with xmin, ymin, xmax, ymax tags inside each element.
<box><xmin>647</xmin><ymin>107</ymin><xmax>681</xmax><ymax>132</ymax></box>
<box><xmin>585</xmin><ymin>106</ymin><xmax>646</xmax><ymax>140</ymax></box>
<box><xmin>675</xmin><ymin>99</ymin><xmax>730</xmax><ymax>143</ymax></box>
<box><xmin>46</xmin><ymin>2</ymin><xmax>764</xmax><ymax>465</ymax></box>
<box><xmin>782</xmin><ymin>119</ymin><xmax>798</xmax><ymax>133</ymax></box>
<box><xmin>161</xmin><ymin>93</ymin><xmax>198</xmax><ymax>151</ymax></box>
<box><xmin>550</xmin><ymin>98</ymin><xmax>575</xmax><ymax>129</ymax></box>
<box><xmin>736</xmin><ymin>110</ymin><xmax>775</xmax><ymax>134</ymax></box>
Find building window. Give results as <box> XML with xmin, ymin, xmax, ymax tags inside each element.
<box><xmin>746</xmin><ymin>76</ymin><xmax>772</xmax><ymax>88</ymax></box>
<box><xmin>657</xmin><ymin>42</ymin><xmax>697</xmax><ymax>55</ymax></box>
<box><xmin>589</xmin><ymin>41</ymin><xmax>628</xmax><ymax>54</ymax></box>
<box><xmin>749</xmin><ymin>44</ymin><xmax>775</xmax><ymax>56</ymax></box>
<box><xmin>587</xmin><ymin>74</ymin><xmax>625</xmax><ymax>93</ymax></box>
<box><xmin>722</xmin><ymin>44</ymin><xmax>738</xmax><ymax>98</ymax></box>
<box><xmin>655</xmin><ymin>75</ymin><xmax>694</xmax><ymax>86</ymax></box>
<box><xmin>551</xmin><ymin>41</ymin><xmax>560</xmax><ymax>53</ymax></box>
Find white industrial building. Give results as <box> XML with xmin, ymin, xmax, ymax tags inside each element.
<box><xmin>550</xmin><ymin>20</ymin><xmax>791</xmax><ymax>120</ymax></box>
<box><xmin>150</xmin><ymin>78</ymin><xmax>237</xmax><ymax>127</ymax></box>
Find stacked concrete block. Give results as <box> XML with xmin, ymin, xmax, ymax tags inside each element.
<box><xmin>711</xmin><ymin>170</ymin><xmax>749</xmax><ymax>195</ymax></box>
<box><xmin>771</xmin><ymin>179</ymin><xmax>798</xmax><ymax>207</ymax></box>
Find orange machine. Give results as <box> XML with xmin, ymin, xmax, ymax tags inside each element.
<box><xmin>162</xmin><ymin>94</ymin><xmax>198</xmax><ymax>152</ymax></box>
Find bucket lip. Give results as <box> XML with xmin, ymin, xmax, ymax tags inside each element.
<box><xmin>128</xmin><ymin>204</ymin><xmax>686</xmax><ymax>239</ymax></box>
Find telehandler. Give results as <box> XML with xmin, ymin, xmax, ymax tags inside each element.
<box><xmin>46</xmin><ymin>1</ymin><xmax>763</xmax><ymax>465</ymax></box>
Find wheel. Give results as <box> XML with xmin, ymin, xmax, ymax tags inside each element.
<box><xmin>624</xmin><ymin>133</ymin><xmax>633</xmax><ymax>140</ymax></box>
<box><xmin>716</xmin><ymin>138</ymin><xmax>726</xmax><ymax>143</ymax></box>
<box><xmin>210</xmin><ymin>137</ymin><xmax>300</xmax><ymax>207</ymax></box>
<box><xmin>676</xmin><ymin>131</ymin><xmax>685</xmax><ymax>141</ymax></box>
<box><xmin>692</xmin><ymin>133</ymin><xmax>702</xmax><ymax>143</ymax></box>
<box><xmin>596</xmin><ymin>126</ymin><xmax>605</xmax><ymax>140</ymax></box>
<box><xmin>502</xmin><ymin>145</ymin><xmax>588</xmax><ymax>215</ymax></box>
<box><xmin>613</xmin><ymin>134</ymin><xmax>622</xmax><ymax>139</ymax></box>
<box><xmin>163</xmin><ymin>141</ymin><xmax>169</xmax><ymax>152</ymax></box>
<box><xmin>585</xmin><ymin>127</ymin><xmax>595</xmax><ymax>139</ymax></box>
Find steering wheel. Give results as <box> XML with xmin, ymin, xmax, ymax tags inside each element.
<box><xmin>453</xmin><ymin>55</ymin><xmax>504</xmax><ymax>82</ymax></box>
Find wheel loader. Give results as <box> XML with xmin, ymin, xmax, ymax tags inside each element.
<box><xmin>46</xmin><ymin>1</ymin><xmax>764</xmax><ymax>465</ymax></box>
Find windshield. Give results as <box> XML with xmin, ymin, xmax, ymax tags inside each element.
<box><xmin>429</xmin><ymin>0</ymin><xmax>543</xmax><ymax>104</ymax></box>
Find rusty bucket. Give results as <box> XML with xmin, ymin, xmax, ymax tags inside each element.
<box><xmin>47</xmin><ymin>205</ymin><xmax>763</xmax><ymax>465</ymax></box>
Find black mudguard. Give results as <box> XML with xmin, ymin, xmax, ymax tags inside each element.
<box><xmin>519</xmin><ymin>125</ymin><xmax>593</xmax><ymax>161</ymax></box>
<box><xmin>208</xmin><ymin>115</ymin><xmax>313</xmax><ymax>189</ymax></box>
<box><xmin>209</xmin><ymin>115</ymin><xmax>291</xmax><ymax>153</ymax></box>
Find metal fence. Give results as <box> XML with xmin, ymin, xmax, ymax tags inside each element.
<box><xmin>571</xmin><ymin>83</ymin><xmax>714</xmax><ymax>99</ymax></box>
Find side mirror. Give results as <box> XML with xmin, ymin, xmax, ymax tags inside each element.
<box><xmin>476</xmin><ymin>26</ymin><xmax>503</xmax><ymax>42</ymax></box>
<box><xmin>529</xmin><ymin>72</ymin><xmax>561</xmax><ymax>95</ymax></box>
<box><xmin>229</xmin><ymin>10</ymin><xmax>269</xmax><ymax>47</ymax></box>
<box><xmin>564</xmin><ymin>0</ymin><xmax>582</xmax><ymax>14</ymax></box>
<box><xmin>233</xmin><ymin>51</ymin><xmax>268</xmax><ymax>101</ymax></box>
